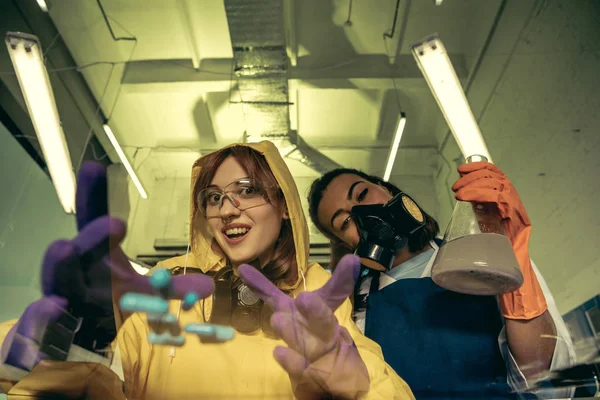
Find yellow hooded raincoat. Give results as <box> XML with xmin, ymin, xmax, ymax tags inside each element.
<box><xmin>119</xmin><ymin>141</ymin><xmax>415</xmax><ymax>399</ymax></box>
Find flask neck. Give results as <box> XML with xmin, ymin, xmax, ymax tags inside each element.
<box><xmin>466</xmin><ymin>154</ymin><xmax>488</xmax><ymax>163</ymax></box>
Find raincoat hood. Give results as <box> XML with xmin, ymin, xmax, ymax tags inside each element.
<box><xmin>188</xmin><ymin>140</ymin><xmax>309</xmax><ymax>290</ymax></box>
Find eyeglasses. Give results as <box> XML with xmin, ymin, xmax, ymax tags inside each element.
<box><xmin>197</xmin><ymin>178</ymin><xmax>275</xmax><ymax>217</ymax></box>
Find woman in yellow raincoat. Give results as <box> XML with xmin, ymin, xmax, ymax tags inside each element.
<box><xmin>116</xmin><ymin>141</ymin><xmax>414</xmax><ymax>399</ymax></box>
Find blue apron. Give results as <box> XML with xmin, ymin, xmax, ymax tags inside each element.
<box><xmin>363</xmin><ymin>242</ymin><xmax>532</xmax><ymax>399</ymax></box>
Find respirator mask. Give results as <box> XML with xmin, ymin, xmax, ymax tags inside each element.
<box><xmin>171</xmin><ymin>265</ymin><xmax>280</xmax><ymax>336</ymax></box>
<box><xmin>352</xmin><ymin>192</ymin><xmax>426</xmax><ymax>271</ymax></box>
<box><xmin>210</xmin><ymin>267</ymin><xmax>275</xmax><ymax>335</ymax></box>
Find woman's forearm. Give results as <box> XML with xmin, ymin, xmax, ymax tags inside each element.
<box><xmin>504</xmin><ymin>310</ymin><xmax>557</xmax><ymax>380</ymax></box>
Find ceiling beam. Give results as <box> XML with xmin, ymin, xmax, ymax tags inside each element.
<box><xmin>283</xmin><ymin>0</ymin><xmax>297</xmax><ymax>67</ymax></box>
<box><xmin>177</xmin><ymin>0</ymin><xmax>203</xmax><ymax>70</ymax></box>
<box><xmin>121</xmin><ymin>54</ymin><xmax>468</xmax><ymax>93</ymax></box>
<box><xmin>0</xmin><ymin>82</ymin><xmax>47</xmax><ymax>175</ymax></box>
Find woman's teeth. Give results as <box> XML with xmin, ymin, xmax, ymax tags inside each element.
<box><xmin>225</xmin><ymin>227</ymin><xmax>249</xmax><ymax>238</ymax></box>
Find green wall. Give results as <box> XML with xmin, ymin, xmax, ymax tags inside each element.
<box><xmin>0</xmin><ymin>122</ymin><xmax>76</xmax><ymax>322</ymax></box>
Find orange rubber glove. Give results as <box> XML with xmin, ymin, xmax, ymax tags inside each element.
<box><xmin>451</xmin><ymin>162</ymin><xmax>548</xmax><ymax>320</ymax></box>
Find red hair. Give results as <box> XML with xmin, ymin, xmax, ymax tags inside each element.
<box><xmin>193</xmin><ymin>146</ymin><xmax>298</xmax><ymax>286</ymax></box>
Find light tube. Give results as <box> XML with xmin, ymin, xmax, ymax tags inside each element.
<box><xmin>36</xmin><ymin>0</ymin><xmax>48</xmax><ymax>12</ymax></box>
<box><xmin>383</xmin><ymin>113</ymin><xmax>407</xmax><ymax>182</ymax></box>
<box><xmin>102</xmin><ymin>123</ymin><xmax>148</xmax><ymax>199</ymax></box>
<box><xmin>410</xmin><ymin>34</ymin><xmax>492</xmax><ymax>163</ymax></box>
<box><xmin>5</xmin><ymin>32</ymin><xmax>76</xmax><ymax>213</ymax></box>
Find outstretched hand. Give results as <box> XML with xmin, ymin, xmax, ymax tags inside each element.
<box><xmin>239</xmin><ymin>254</ymin><xmax>370</xmax><ymax>400</ymax></box>
<box><xmin>452</xmin><ymin>161</ymin><xmax>547</xmax><ymax>319</ymax></box>
<box><xmin>1</xmin><ymin>162</ymin><xmax>215</xmax><ymax>371</ymax></box>
<box><xmin>452</xmin><ymin>161</ymin><xmax>531</xmax><ymax>241</ymax></box>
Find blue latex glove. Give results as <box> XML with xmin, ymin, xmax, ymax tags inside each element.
<box><xmin>1</xmin><ymin>162</ymin><xmax>215</xmax><ymax>371</ymax></box>
<box><xmin>238</xmin><ymin>254</ymin><xmax>370</xmax><ymax>400</ymax></box>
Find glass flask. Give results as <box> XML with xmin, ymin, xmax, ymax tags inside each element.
<box><xmin>431</xmin><ymin>155</ymin><xmax>524</xmax><ymax>295</ymax></box>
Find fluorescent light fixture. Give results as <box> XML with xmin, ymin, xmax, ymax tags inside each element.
<box><xmin>383</xmin><ymin>113</ymin><xmax>407</xmax><ymax>182</ymax></box>
<box><xmin>102</xmin><ymin>123</ymin><xmax>148</xmax><ymax>199</ymax></box>
<box><xmin>434</xmin><ymin>0</ymin><xmax>443</xmax><ymax>6</ymax></box>
<box><xmin>410</xmin><ymin>34</ymin><xmax>492</xmax><ymax>163</ymax></box>
<box><xmin>36</xmin><ymin>0</ymin><xmax>49</xmax><ymax>12</ymax></box>
<box><xmin>5</xmin><ymin>32</ymin><xmax>76</xmax><ymax>213</ymax></box>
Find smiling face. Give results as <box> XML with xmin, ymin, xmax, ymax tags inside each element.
<box><xmin>316</xmin><ymin>173</ymin><xmax>393</xmax><ymax>248</ymax></box>
<box><xmin>205</xmin><ymin>156</ymin><xmax>285</xmax><ymax>267</ymax></box>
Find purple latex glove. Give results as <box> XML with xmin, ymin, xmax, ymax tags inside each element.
<box><xmin>0</xmin><ymin>296</ymin><xmax>68</xmax><ymax>371</ymax></box>
<box><xmin>1</xmin><ymin>162</ymin><xmax>214</xmax><ymax>370</ymax></box>
<box><xmin>238</xmin><ymin>254</ymin><xmax>370</xmax><ymax>400</ymax></box>
<box><xmin>47</xmin><ymin>163</ymin><xmax>213</xmax><ymax>313</ymax></box>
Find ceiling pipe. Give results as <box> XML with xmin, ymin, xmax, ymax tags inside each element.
<box><xmin>223</xmin><ymin>0</ymin><xmax>341</xmax><ymax>174</ymax></box>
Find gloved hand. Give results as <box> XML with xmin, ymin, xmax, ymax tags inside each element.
<box><xmin>239</xmin><ymin>254</ymin><xmax>370</xmax><ymax>400</ymax></box>
<box><xmin>452</xmin><ymin>161</ymin><xmax>547</xmax><ymax>320</ymax></box>
<box><xmin>0</xmin><ymin>296</ymin><xmax>68</xmax><ymax>371</ymax></box>
<box><xmin>1</xmin><ymin>162</ymin><xmax>215</xmax><ymax>371</ymax></box>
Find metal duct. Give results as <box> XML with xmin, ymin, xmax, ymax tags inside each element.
<box><xmin>223</xmin><ymin>0</ymin><xmax>341</xmax><ymax>174</ymax></box>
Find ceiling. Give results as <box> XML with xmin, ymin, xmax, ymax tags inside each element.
<box><xmin>0</xmin><ymin>0</ymin><xmax>507</xmax><ymax>253</ymax></box>
<box><xmin>2</xmin><ymin>0</ymin><xmax>600</xmax><ymax>314</ymax></box>
<box><xmin>41</xmin><ymin>0</ymin><xmax>502</xmax><ymax>183</ymax></box>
